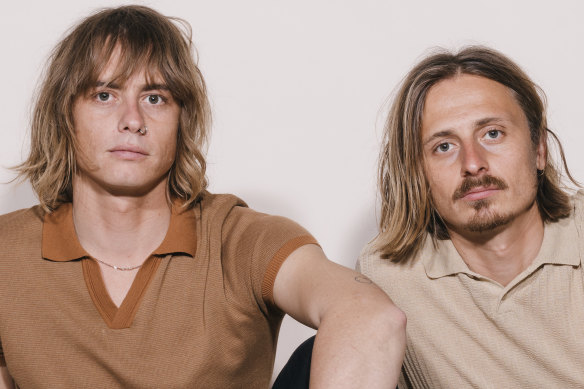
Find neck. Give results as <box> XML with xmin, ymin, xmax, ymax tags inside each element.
<box><xmin>71</xmin><ymin>178</ymin><xmax>171</xmax><ymax>267</ymax></box>
<box><xmin>448</xmin><ymin>202</ymin><xmax>544</xmax><ymax>286</ymax></box>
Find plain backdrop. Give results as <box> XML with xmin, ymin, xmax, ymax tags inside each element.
<box><xmin>2</xmin><ymin>0</ymin><xmax>583</xmax><ymax>382</ymax></box>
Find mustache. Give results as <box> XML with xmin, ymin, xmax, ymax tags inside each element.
<box><xmin>452</xmin><ymin>175</ymin><xmax>508</xmax><ymax>201</ymax></box>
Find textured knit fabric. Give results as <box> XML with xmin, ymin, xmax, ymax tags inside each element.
<box><xmin>358</xmin><ymin>192</ymin><xmax>584</xmax><ymax>388</ymax></box>
<box><xmin>0</xmin><ymin>192</ymin><xmax>317</xmax><ymax>388</ymax></box>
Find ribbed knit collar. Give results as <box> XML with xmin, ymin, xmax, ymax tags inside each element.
<box><xmin>423</xmin><ymin>210</ymin><xmax>581</xmax><ymax>280</ymax></box>
<box><xmin>42</xmin><ymin>201</ymin><xmax>197</xmax><ymax>262</ymax></box>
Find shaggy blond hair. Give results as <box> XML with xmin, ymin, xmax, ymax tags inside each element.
<box><xmin>16</xmin><ymin>5</ymin><xmax>211</xmax><ymax>211</ymax></box>
<box><xmin>376</xmin><ymin>46</ymin><xmax>577</xmax><ymax>262</ymax></box>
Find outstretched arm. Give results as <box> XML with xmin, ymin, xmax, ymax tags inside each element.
<box><xmin>273</xmin><ymin>244</ymin><xmax>406</xmax><ymax>388</ymax></box>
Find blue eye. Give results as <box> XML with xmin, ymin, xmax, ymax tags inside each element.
<box><xmin>436</xmin><ymin>142</ymin><xmax>452</xmax><ymax>153</ymax></box>
<box><xmin>486</xmin><ymin>129</ymin><xmax>501</xmax><ymax>139</ymax></box>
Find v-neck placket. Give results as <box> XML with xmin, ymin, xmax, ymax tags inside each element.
<box><xmin>82</xmin><ymin>254</ymin><xmax>164</xmax><ymax>329</ymax></box>
<box><xmin>41</xmin><ymin>202</ymin><xmax>197</xmax><ymax>329</ymax></box>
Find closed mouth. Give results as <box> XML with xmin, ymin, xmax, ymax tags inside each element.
<box><xmin>109</xmin><ymin>145</ymin><xmax>148</xmax><ymax>155</ymax></box>
<box><xmin>453</xmin><ymin>175</ymin><xmax>508</xmax><ymax>201</ymax></box>
<box><xmin>108</xmin><ymin>145</ymin><xmax>149</xmax><ymax>160</ymax></box>
<box><xmin>460</xmin><ymin>186</ymin><xmax>500</xmax><ymax>201</ymax></box>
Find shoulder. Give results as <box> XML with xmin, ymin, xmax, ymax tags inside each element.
<box><xmin>198</xmin><ymin>193</ymin><xmax>315</xmax><ymax>312</ymax></box>
<box><xmin>222</xmin><ymin>205</ymin><xmax>312</xmax><ymax>257</ymax></box>
<box><xmin>0</xmin><ymin>206</ymin><xmax>44</xmax><ymax>244</ymax></box>
<box><xmin>356</xmin><ymin>240</ymin><xmax>381</xmax><ymax>275</ymax></box>
<box><xmin>357</xmin><ymin>239</ymin><xmax>425</xmax><ymax>275</ymax></box>
<box><xmin>568</xmin><ymin>191</ymin><xmax>584</xmax><ymax>234</ymax></box>
<box><xmin>225</xmin><ymin>206</ymin><xmax>308</xmax><ymax>240</ymax></box>
<box><xmin>196</xmin><ymin>192</ymin><xmax>247</xmax><ymax>221</ymax></box>
<box><xmin>572</xmin><ymin>190</ymin><xmax>584</xmax><ymax>218</ymax></box>
<box><xmin>357</xmin><ymin>239</ymin><xmax>427</xmax><ymax>297</ymax></box>
<box><xmin>197</xmin><ymin>191</ymin><xmax>310</xmax><ymax>243</ymax></box>
<box><xmin>0</xmin><ymin>206</ymin><xmax>43</xmax><ymax>226</ymax></box>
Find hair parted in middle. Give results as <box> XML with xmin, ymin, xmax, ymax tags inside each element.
<box><xmin>376</xmin><ymin>45</ymin><xmax>577</xmax><ymax>262</ymax></box>
<box><xmin>16</xmin><ymin>5</ymin><xmax>211</xmax><ymax>211</ymax></box>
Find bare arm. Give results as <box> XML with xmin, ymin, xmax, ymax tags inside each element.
<box><xmin>273</xmin><ymin>244</ymin><xmax>406</xmax><ymax>388</ymax></box>
<box><xmin>0</xmin><ymin>367</ymin><xmax>14</xmax><ymax>389</ymax></box>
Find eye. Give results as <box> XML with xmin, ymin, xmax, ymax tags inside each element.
<box><xmin>96</xmin><ymin>92</ymin><xmax>111</xmax><ymax>102</ymax></box>
<box><xmin>485</xmin><ymin>129</ymin><xmax>502</xmax><ymax>139</ymax></box>
<box><xmin>435</xmin><ymin>142</ymin><xmax>452</xmax><ymax>153</ymax></box>
<box><xmin>146</xmin><ymin>94</ymin><xmax>165</xmax><ymax>105</ymax></box>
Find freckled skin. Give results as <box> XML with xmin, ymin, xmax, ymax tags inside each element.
<box><xmin>421</xmin><ymin>74</ymin><xmax>546</xmax><ymax>238</ymax></box>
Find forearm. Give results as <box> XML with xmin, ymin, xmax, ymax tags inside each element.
<box><xmin>309</xmin><ymin>284</ymin><xmax>406</xmax><ymax>388</ymax></box>
<box><xmin>273</xmin><ymin>245</ymin><xmax>406</xmax><ymax>387</ymax></box>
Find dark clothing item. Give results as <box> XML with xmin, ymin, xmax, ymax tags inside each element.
<box><xmin>272</xmin><ymin>336</ymin><xmax>315</xmax><ymax>389</ymax></box>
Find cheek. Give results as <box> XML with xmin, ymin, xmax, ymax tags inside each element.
<box><xmin>165</xmin><ymin>144</ymin><xmax>177</xmax><ymax>167</ymax></box>
<box><xmin>502</xmin><ymin>143</ymin><xmax>538</xmax><ymax>179</ymax></box>
<box><xmin>427</xmin><ymin>178</ymin><xmax>452</xmax><ymax>208</ymax></box>
<box><xmin>73</xmin><ymin>106</ymin><xmax>102</xmax><ymax>150</ymax></box>
<box><xmin>425</xmin><ymin>162</ymin><xmax>452</xmax><ymax>197</ymax></box>
<box><xmin>519</xmin><ymin>151</ymin><xmax>540</xmax><ymax>190</ymax></box>
<box><xmin>75</xmin><ymin>128</ymin><xmax>102</xmax><ymax>164</ymax></box>
<box><xmin>161</xmin><ymin>129</ymin><xmax>179</xmax><ymax>166</ymax></box>
<box><xmin>72</xmin><ymin>128</ymin><xmax>95</xmax><ymax>167</ymax></box>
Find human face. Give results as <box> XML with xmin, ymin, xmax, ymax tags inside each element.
<box><xmin>421</xmin><ymin>74</ymin><xmax>546</xmax><ymax>236</ymax></box>
<box><xmin>72</xmin><ymin>57</ymin><xmax>180</xmax><ymax>198</ymax></box>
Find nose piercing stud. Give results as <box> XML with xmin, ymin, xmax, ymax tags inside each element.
<box><xmin>138</xmin><ymin>126</ymin><xmax>148</xmax><ymax>135</ymax></box>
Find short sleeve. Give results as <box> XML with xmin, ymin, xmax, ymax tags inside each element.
<box><xmin>221</xmin><ymin>206</ymin><xmax>318</xmax><ymax>315</ymax></box>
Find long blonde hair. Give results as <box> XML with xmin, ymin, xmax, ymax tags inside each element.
<box><xmin>16</xmin><ymin>5</ymin><xmax>211</xmax><ymax>211</ymax></box>
<box><xmin>377</xmin><ymin>46</ymin><xmax>576</xmax><ymax>262</ymax></box>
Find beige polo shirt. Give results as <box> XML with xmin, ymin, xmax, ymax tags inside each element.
<box><xmin>358</xmin><ymin>192</ymin><xmax>584</xmax><ymax>388</ymax></box>
<box><xmin>0</xmin><ymin>192</ymin><xmax>316</xmax><ymax>388</ymax></box>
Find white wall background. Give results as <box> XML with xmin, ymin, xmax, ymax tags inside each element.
<box><xmin>2</xmin><ymin>0</ymin><xmax>583</xmax><ymax>381</ymax></box>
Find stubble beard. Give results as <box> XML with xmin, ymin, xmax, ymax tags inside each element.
<box><xmin>463</xmin><ymin>199</ymin><xmax>514</xmax><ymax>233</ymax></box>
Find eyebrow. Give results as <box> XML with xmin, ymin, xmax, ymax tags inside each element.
<box><xmin>423</xmin><ymin>130</ymin><xmax>454</xmax><ymax>147</ymax></box>
<box><xmin>475</xmin><ymin>117</ymin><xmax>505</xmax><ymax>127</ymax></box>
<box><xmin>95</xmin><ymin>81</ymin><xmax>170</xmax><ymax>92</ymax></box>
<box><xmin>422</xmin><ymin>117</ymin><xmax>506</xmax><ymax>147</ymax></box>
<box><xmin>142</xmin><ymin>83</ymin><xmax>170</xmax><ymax>92</ymax></box>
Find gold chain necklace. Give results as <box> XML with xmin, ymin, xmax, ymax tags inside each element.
<box><xmin>93</xmin><ymin>257</ymin><xmax>143</xmax><ymax>271</ymax></box>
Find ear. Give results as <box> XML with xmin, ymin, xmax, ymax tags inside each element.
<box><xmin>535</xmin><ymin>132</ymin><xmax>547</xmax><ymax>171</ymax></box>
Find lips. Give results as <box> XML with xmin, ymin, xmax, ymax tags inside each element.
<box><xmin>460</xmin><ymin>187</ymin><xmax>500</xmax><ymax>201</ymax></box>
<box><xmin>109</xmin><ymin>145</ymin><xmax>149</xmax><ymax>160</ymax></box>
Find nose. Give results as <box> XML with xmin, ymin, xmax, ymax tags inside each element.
<box><xmin>118</xmin><ymin>99</ymin><xmax>145</xmax><ymax>135</ymax></box>
<box><xmin>460</xmin><ymin>140</ymin><xmax>488</xmax><ymax>176</ymax></box>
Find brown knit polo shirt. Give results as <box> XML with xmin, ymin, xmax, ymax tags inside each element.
<box><xmin>0</xmin><ymin>192</ymin><xmax>317</xmax><ymax>388</ymax></box>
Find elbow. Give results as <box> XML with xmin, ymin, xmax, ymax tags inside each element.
<box><xmin>390</xmin><ymin>304</ymin><xmax>407</xmax><ymax>333</ymax></box>
<box><xmin>336</xmin><ymin>292</ymin><xmax>406</xmax><ymax>347</ymax></box>
<box><xmin>368</xmin><ymin>301</ymin><xmax>407</xmax><ymax>368</ymax></box>
<box><xmin>377</xmin><ymin>300</ymin><xmax>407</xmax><ymax>344</ymax></box>
<box><xmin>391</xmin><ymin>303</ymin><xmax>407</xmax><ymax>332</ymax></box>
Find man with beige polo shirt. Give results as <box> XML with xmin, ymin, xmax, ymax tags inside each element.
<box><xmin>358</xmin><ymin>46</ymin><xmax>584</xmax><ymax>388</ymax></box>
<box><xmin>0</xmin><ymin>6</ymin><xmax>406</xmax><ymax>389</ymax></box>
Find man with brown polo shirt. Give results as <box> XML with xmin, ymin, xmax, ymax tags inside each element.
<box><xmin>0</xmin><ymin>6</ymin><xmax>406</xmax><ymax>389</ymax></box>
<box><xmin>358</xmin><ymin>46</ymin><xmax>584</xmax><ymax>387</ymax></box>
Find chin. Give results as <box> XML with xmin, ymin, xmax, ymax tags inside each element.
<box><xmin>102</xmin><ymin>177</ymin><xmax>168</xmax><ymax>197</ymax></box>
<box><xmin>464</xmin><ymin>213</ymin><xmax>512</xmax><ymax>233</ymax></box>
